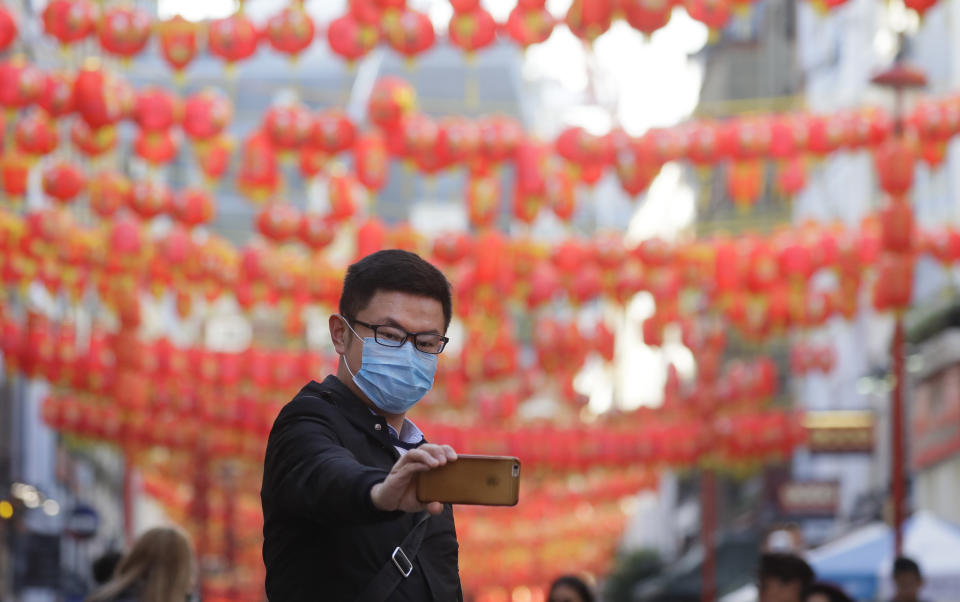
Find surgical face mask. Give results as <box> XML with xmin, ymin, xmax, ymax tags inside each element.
<box><xmin>338</xmin><ymin>316</ymin><xmax>438</xmax><ymax>414</ymax></box>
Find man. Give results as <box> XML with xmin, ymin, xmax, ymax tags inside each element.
<box><xmin>758</xmin><ymin>552</ymin><xmax>815</xmax><ymax>602</ymax></box>
<box><xmin>261</xmin><ymin>250</ymin><xmax>462</xmax><ymax>601</ymax></box>
<box><xmin>891</xmin><ymin>557</ymin><xmax>924</xmax><ymax>602</ymax></box>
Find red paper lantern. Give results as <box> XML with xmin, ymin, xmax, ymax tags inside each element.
<box><xmin>263</xmin><ymin>101</ymin><xmax>312</xmax><ymax>151</ymax></box>
<box><xmin>70</xmin><ymin>119</ymin><xmax>117</xmax><ymax>157</ymax></box>
<box><xmin>726</xmin><ymin>161</ymin><xmax>764</xmax><ymax>210</ymax></box>
<box><xmin>920</xmin><ymin>139</ymin><xmax>948</xmax><ymax>168</ymax></box>
<box><xmin>88</xmin><ymin>170</ymin><xmax>131</xmax><ymax>218</ymax></box>
<box><xmin>872</xmin><ymin>253</ymin><xmax>914</xmax><ymax>311</ymax></box>
<box><xmin>368</xmin><ymin>77</ymin><xmax>417</xmax><ymax>130</ymax></box>
<box><xmin>769</xmin><ymin>114</ymin><xmax>808</xmax><ymax>158</ymax></box>
<box><xmin>776</xmin><ymin>157</ymin><xmax>806</xmax><ymax>196</ymax></box>
<box><xmin>38</xmin><ymin>71</ymin><xmax>75</xmax><ymax>117</ymax></box>
<box><xmin>15</xmin><ymin>109</ymin><xmax>59</xmax><ymax>157</ymax></box>
<box><xmin>195</xmin><ymin>135</ymin><xmax>233</xmax><ymax>182</ymax></box>
<box><xmin>807</xmin><ymin>114</ymin><xmax>849</xmax><ymax>156</ymax></box>
<box><xmin>904</xmin><ymin>0</ymin><xmax>938</xmax><ymax>16</ymax></box>
<box><xmin>354</xmin><ymin>131</ymin><xmax>389</xmax><ymax>191</ymax></box>
<box><xmin>873</xmin><ymin>138</ymin><xmax>917</xmax><ymax>197</ymax></box>
<box><xmin>134</xmin><ymin>87</ymin><xmax>181</xmax><ymax>132</ymax></box>
<box><xmin>0</xmin><ymin>153</ymin><xmax>30</xmax><ymax>198</ymax></box>
<box><xmin>0</xmin><ymin>7</ymin><xmax>16</xmax><ymax>52</ymax></box>
<box><xmin>621</xmin><ymin>0</ymin><xmax>674</xmax><ymax>34</ymax></box>
<box><xmin>183</xmin><ymin>88</ymin><xmax>233</xmax><ymax>141</ymax></box>
<box><xmin>504</xmin><ymin>4</ymin><xmax>555</xmax><ymax>48</ymax></box>
<box><xmin>565</xmin><ymin>0</ymin><xmax>614</xmax><ymax>42</ymax></box>
<box><xmin>382</xmin><ymin>9</ymin><xmax>436</xmax><ymax>59</ymax></box>
<box><xmin>171</xmin><ymin>188</ymin><xmax>216</xmax><ymax>227</ymax></box>
<box><xmin>479</xmin><ymin>115</ymin><xmax>523</xmax><ymax>164</ymax></box>
<box><xmin>880</xmin><ymin>198</ymin><xmax>914</xmax><ymax>254</ymax></box>
<box><xmin>257</xmin><ymin>202</ymin><xmax>301</xmax><ymax>243</ymax></box>
<box><xmin>208</xmin><ymin>12</ymin><xmax>260</xmax><ymax>66</ymax></box>
<box><xmin>326</xmin><ymin>14</ymin><xmax>380</xmax><ymax>63</ymax></box>
<box><xmin>615</xmin><ymin>135</ymin><xmax>662</xmax><ymax>196</ymax></box>
<box><xmin>72</xmin><ymin>65</ymin><xmax>134</xmax><ymax>128</ymax></box>
<box><xmin>448</xmin><ymin>8</ymin><xmax>497</xmax><ymax>55</ymax></box>
<box><xmin>355</xmin><ymin>219</ymin><xmax>388</xmax><ymax>260</ymax></box>
<box><xmin>328</xmin><ymin>172</ymin><xmax>360</xmax><ymax>222</ymax></box>
<box><xmin>0</xmin><ymin>58</ymin><xmax>43</xmax><ymax>110</ymax></box>
<box><xmin>432</xmin><ymin>232</ymin><xmax>474</xmax><ymax>265</ymax></box>
<box><xmin>309</xmin><ymin>110</ymin><xmax>356</xmax><ymax>155</ymax></box>
<box><xmin>43</xmin><ymin>0</ymin><xmax>97</xmax><ymax>46</ymax></box>
<box><xmin>236</xmin><ymin>133</ymin><xmax>280</xmax><ymax>200</ymax></box>
<box><xmin>467</xmin><ymin>172</ymin><xmax>501</xmax><ymax>229</ymax></box>
<box><xmin>684</xmin><ymin>0</ymin><xmax>732</xmax><ymax>30</ymax></box>
<box><xmin>129</xmin><ymin>180</ymin><xmax>173</xmax><ymax>220</ymax></box>
<box><xmin>720</xmin><ymin>117</ymin><xmax>773</xmax><ymax>161</ymax></box>
<box><xmin>134</xmin><ymin>129</ymin><xmax>180</xmax><ymax>165</ymax></box>
<box><xmin>265</xmin><ymin>6</ymin><xmax>316</xmax><ymax>59</ymax></box>
<box><xmin>299</xmin><ymin>213</ymin><xmax>336</xmax><ymax>251</ymax></box>
<box><xmin>42</xmin><ymin>162</ymin><xmax>86</xmax><ymax>204</ymax></box>
<box><xmin>98</xmin><ymin>6</ymin><xmax>152</xmax><ymax>59</ymax></box>
<box><xmin>157</xmin><ymin>16</ymin><xmax>199</xmax><ymax>74</ymax></box>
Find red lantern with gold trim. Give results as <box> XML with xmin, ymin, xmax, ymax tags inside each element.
<box><xmin>171</xmin><ymin>188</ymin><xmax>215</xmax><ymax>228</ymax></box>
<box><xmin>134</xmin><ymin>129</ymin><xmax>180</xmax><ymax>166</ymax></box>
<box><xmin>129</xmin><ymin>180</ymin><xmax>173</xmax><ymax>220</ymax></box>
<box><xmin>42</xmin><ymin>162</ymin><xmax>86</xmax><ymax>204</ymax></box>
<box><xmin>467</xmin><ymin>172</ymin><xmax>500</xmax><ymax>229</ymax></box>
<box><xmin>72</xmin><ymin>65</ymin><xmax>134</xmax><ymax>129</ymax></box>
<box><xmin>263</xmin><ymin>101</ymin><xmax>312</xmax><ymax>151</ymax></box>
<box><xmin>621</xmin><ymin>0</ymin><xmax>674</xmax><ymax>34</ymax></box>
<box><xmin>299</xmin><ymin>213</ymin><xmax>336</xmax><ymax>251</ymax></box>
<box><xmin>309</xmin><ymin>110</ymin><xmax>356</xmax><ymax>156</ymax></box>
<box><xmin>70</xmin><ymin>119</ymin><xmax>117</xmax><ymax>157</ymax></box>
<box><xmin>0</xmin><ymin>7</ymin><xmax>17</xmax><ymax>52</ymax></box>
<box><xmin>873</xmin><ymin>137</ymin><xmax>917</xmax><ymax>197</ymax></box>
<box><xmin>98</xmin><ymin>6</ymin><xmax>152</xmax><ymax>59</ymax></box>
<box><xmin>776</xmin><ymin>156</ymin><xmax>806</xmax><ymax>197</ymax></box>
<box><xmin>726</xmin><ymin>161</ymin><xmax>764</xmax><ymax>210</ymax></box>
<box><xmin>880</xmin><ymin>198</ymin><xmax>914</xmax><ymax>254</ymax></box>
<box><xmin>354</xmin><ymin>131</ymin><xmax>389</xmax><ymax>191</ymax></box>
<box><xmin>183</xmin><ymin>88</ymin><xmax>233</xmax><ymax>142</ymax></box>
<box><xmin>43</xmin><ymin>0</ymin><xmax>97</xmax><ymax>47</ymax></box>
<box><xmin>208</xmin><ymin>11</ymin><xmax>260</xmax><ymax>66</ymax></box>
<box><xmin>448</xmin><ymin>8</ymin><xmax>497</xmax><ymax>55</ymax></box>
<box><xmin>872</xmin><ymin>253</ymin><xmax>914</xmax><ymax>312</ymax></box>
<box><xmin>158</xmin><ymin>16</ymin><xmax>199</xmax><ymax>75</ymax></box>
<box><xmin>479</xmin><ymin>115</ymin><xmax>523</xmax><ymax>165</ymax></box>
<box><xmin>195</xmin><ymin>135</ymin><xmax>233</xmax><ymax>183</ymax></box>
<box><xmin>257</xmin><ymin>202</ymin><xmax>301</xmax><ymax>243</ymax></box>
<box><xmin>382</xmin><ymin>9</ymin><xmax>436</xmax><ymax>60</ymax></box>
<box><xmin>684</xmin><ymin>0</ymin><xmax>732</xmax><ymax>31</ymax></box>
<box><xmin>134</xmin><ymin>87</ymin><xmax>181</xmax><ymax>132</ymax></box>
<box><xmin>565</xmin><ymin>0</ymin><xmax>614</xmax><ymax>42</ymax></box>
<box><xmin>368</xmin><ymin>77</ymin><xmax>417</xmax><ymax>131</ymax></box>
<box><xmin>15</xmin><ymin>109</ymin><xmax>59</xmax><ymax>157</ymax></box>
<box><xmin>236</xmin><ymin>133</ymin><xmax>280</xmax><ymax>201</ymax></box>
<box><xmin>88</xmin><ymin>170</ymin><xmax>131</xmax><ymax>218</ymax></box>
<box><xmin>0</xmin><ymin>58</ymin><xmax>43</xmax><ymax>110</ymax></box>
<box><xmin>38</xmin><ymin>71</ymin><xmax>75</xmax><ymax>117</ymax></box>
<box><xmin>327</xmin><ymin>13</ymin><xmax>380</xmax><ymax>63</ymax></box>
<box><xmin>504</xmin><ymin>4</ymin><xmax>554</xmax><ymax>48</ymax></box>
<box><xmin>0</xmin><ymin>153</ymin><xmax>30</xmax><ymax>198</ymax></box>
<box><xmin>265</xmin><ymin>5</ymin><xmax>315</xmax><ymax>59</ymax></box>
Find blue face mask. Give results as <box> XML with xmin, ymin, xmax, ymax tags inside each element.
<box><xmin>339</xmin><ymin>316</ymin><xmax>438</xmax><ymax>414</ymax></box>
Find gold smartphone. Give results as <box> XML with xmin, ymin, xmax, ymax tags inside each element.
<box><xmin>416</xmin><ymin>455</ymin><xmax>521</xmax><ymax>506</ymax></box>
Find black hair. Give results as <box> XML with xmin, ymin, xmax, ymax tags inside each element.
<box><xmin>760</xmin><ymin>553</ymin><xmax>815</xmax><ymax>591</ymax></box>
<box><xmin>548</xmin><ymin>575</ymin><xmax>595</xmax><ymax>602</ymax></box>
<box><xmin>339</xmin><ymin>249</ymin><xmax>452</xmax><ymax>330</ymax></box>
<box><xmin>807</xmin><ymin>582</ymin><xmax>854</xmax><ymax>602</ymax></box>
<box><xmin>92</xmin><ymin>550</ymin><xmax>124</xmax><ymax>584</ymax></box>
<box><xmin>893</xmin><ymin>556</ymin><xmax>922</xmax><ymax>579</ymax></box>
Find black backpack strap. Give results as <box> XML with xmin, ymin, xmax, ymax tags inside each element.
<box><xmin>355</xmin><ymin>512</ymin><xmax>431</xmax><ymax>602</ymax></box>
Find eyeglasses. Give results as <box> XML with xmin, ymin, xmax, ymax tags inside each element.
<box><xmin>351</xmin><ymin>319</ymin><xmax>449</xmax><ymax>354</ymax></box>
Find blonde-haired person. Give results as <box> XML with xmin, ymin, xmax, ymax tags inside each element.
<box><xmin>86</xmin><ymin>527</ymin><xmax>196</xmax><ymax>602</ymax></box>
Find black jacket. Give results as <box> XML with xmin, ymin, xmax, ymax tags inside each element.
<box><xmin>261</xmin><ymin>376</ymin><xmax>462</xmax><ymax>602</ymax></box>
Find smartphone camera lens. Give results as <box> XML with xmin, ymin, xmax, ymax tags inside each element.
<box><xmin>512</xmin><ymin>464</ymin><xmax>520</xmax><ymax>477</ymax></box>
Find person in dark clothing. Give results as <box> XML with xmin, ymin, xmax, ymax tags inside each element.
<box><xmin>758</xmin><ymin>552</ymin><xmax>815</xmax><ymax>602</ymax></box>
<box><xmin>92</xmin><ymin>550</ymin><xmax>123</xmax><ymax>584</ymax></box>
<box><xmin>892</xmin><ymin>557</ymin><xmax>924</xmax><ymax>602</ymax></box>
<box><xmin>805</xmin><ymin>582</ymin><xmax>854</xmax><ymax>602</ymax></box>
<box><xmin>548</xmin><ymin>575</ymin><xmax>595</xmax><ymax>602</ymax></box>
<box><xmin>261</xmin><ymin>250</ymin><xmax>462</xmax><ymax>602</ymax></box>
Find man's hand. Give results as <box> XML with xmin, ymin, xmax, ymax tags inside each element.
<box><xmin>370</xmin><ymin>444</ymin><xmax>457</xmax><ymax>515</ymax></box>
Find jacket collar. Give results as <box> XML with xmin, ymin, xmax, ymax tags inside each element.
<box><xmin>305</xmin><ymin>376</ymin><xmax>399</xmax><ymax>459</ymax></box>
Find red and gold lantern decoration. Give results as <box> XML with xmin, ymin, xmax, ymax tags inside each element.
<box><xmin>134</xmin><ymin>87</ymin><xmax>182</xmax><ymax>132</ymax></box>
<box><xmin>448</xmin><ymin>6</ymin><xmax>497</xmax><ymax>56</ymax></box>
<box><xmin>265</xmin><ymin>5</ymin><xmax>315</xmax><ymax>60</ymax></box>
<box><xmin>171</xmin><ymin>188</ymin><xmax>216</xmax><ymax>228</ymax></box>
<box><xmin>42</xmin><ymin>161</ymin><xmax>86</xmax><ymax>204</ymax></box>
<box><xmin>565</xmin><ymin>0</ymin><xmax>614</xmax><ymax>43</ymax></box>
<box><xmin>158</xmin><ymin>16</ymin><xmax>200</xmax><ymax>76</ymax></box>
<box><xmin>97</xmin><ymin>6</ymin><xmax>152</xmax><ymax>59</ymax></box>
<box><xmin>88</xmin><ymin>170</ymin><xmax>131</xmax><ymax>218</ymax></box>
<box><xmin>183</xmin><ymin>88</ymin><xmax>233</xmax><ymax>142</ymax></box>
<box><xmin>129</xmin><ymin>180</ymin><xmax>173</xmax><ymax>220</ymax></box>
<box><xmin>38</xmin><ymin>71</ymin><xmax>75</xmax><ymax>117</ymax></box>
<box><xmin>621</xmin><ymin>0</ymin><xmax>674</xmax><ymax>35</ymax></box>
<box><xmin>208</xmin><ymin>11</ymin><xmax>260</xmax><ymax>67</ymax></box>
<box><xmin>0</xmin><ymin>6</ymin><xmax>17</xmax><ymax>52</ymax></box>
<box><xmin>354</xmin><ymin>131</ymin><xmax>389</xmax><ymax>191</ymax></box>
<box><xmin>368</xmin><ymin>76</ymin><xmax>417</xmax><ymax>130</ymax></box>
<box><xmin>70</xmin><ymin>119</ymin><xmax>118</xmax><ymax>158</ymax></box>
<box><xmin>15</xmin><ymin>109</ymin><xmax>59</xmax><ymax>157</ymax></box>
<box><xmin>505</xmin><ymin>2</ymin><xmax>554</xmax><ymax>48</ymax></box>
<box><xmin>72</xmin><ymin>64</ymin><xmax>134</xmax><ymax>129</ymax></box>
<box><xmin>0</xmin><ymin>58</ymin><xmax>43</xmax><ymax>110</ymax></box>
<box><xmin>43</xmin><ymin>0</ymin><xmax>98</xmax><ymax>48</ymax></box>
<box><xmin>326</xmin><ymin>13</ymin><xmax>380</xmax><ymax>63</ymax></box>
<box><xmin>381</xmin><ymin>9</ymin><xmax>436</xmax><ymax>60</ymax></box>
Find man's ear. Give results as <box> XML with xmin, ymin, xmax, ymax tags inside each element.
<box><xmin>329</xmin><ymin>315</ymin><xmax>350</xmax><ymax>356</ymax></box>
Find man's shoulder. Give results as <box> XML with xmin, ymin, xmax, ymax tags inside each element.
<box><xmin>276</xmin><ymin>379</ymin><xmax>342</xmax><ymax>423</ymax></box>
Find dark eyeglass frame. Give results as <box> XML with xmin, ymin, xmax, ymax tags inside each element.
<box><xmin>351</xmin><ymin>319</ymin><xmax>449</xmax><ymax>354</ymax></box>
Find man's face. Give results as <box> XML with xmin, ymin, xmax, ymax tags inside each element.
<box><xmin>331</xmin><ymin>290</ymin><xmax>445</xmax><ymax>408</ymax></box>
<box><xmin>760</xmin><ymin>578</ymin><xmax>803</xmax><ymax>602</ymax></box>
<box><xmin>893</xmin><ymin>572</ymin><xmax>923</xmax><ymax>601</ymax></box>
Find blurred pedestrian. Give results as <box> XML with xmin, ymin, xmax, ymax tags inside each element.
<box><xmin>891</xmin><ymin>556</ymin><xmax>925</xmax><ymax>602</ymax></box>
<box><xmin>92</xmin><ymin>550</ymin><xmax>123</xmax><ymax>585</ymax></box>
<box><xmin>547</xmin><ymin>575</ymin><xmax>595</xmax><ymax>602</ymax></box>
<box><xmin>805</xmin><ymin>582</ymin><xmax>854</xmax><ymax>602</ymax></box>
<box><xmin>261</xmin><ymin>250</ymin><xmax>461</xmax><ymax>601</ymax></box>
<box><xmin>758</xmin><ymin>552</ymin><xmax>815</xmax><ymax>602</ymax></box>
<box><xmin>85</xmin><ymin>527</ymin><xmax>195</xmax><ymax>602</ymax></box>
